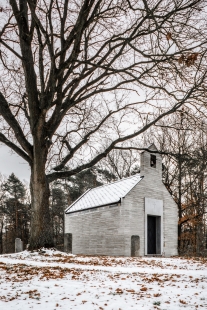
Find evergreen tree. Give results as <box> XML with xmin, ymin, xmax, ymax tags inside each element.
<box><xmin>50</xmin><ymin>187</ymin><xmax>67</xmax><ymax>250</ymax></box>
<box><xmin>63</xmin><ymin>167</ymin><xmax>116</xmax><ymax>204</ymax></box>
<box><xmin>3</xmin><ymin>173</ymin><xmax>25</xmax><ymax>201</ymax></box>
<box><xmin>2</xmin><ymin>174</ymin><xmax>30</xmax><ymax>253</ymax></box>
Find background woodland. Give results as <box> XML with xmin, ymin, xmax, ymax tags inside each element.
<box><xmin>1</xmin><ymin>106</ymin><xmax>207</xmax><ymax>256</ymax></box>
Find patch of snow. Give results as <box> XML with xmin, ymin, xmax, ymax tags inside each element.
<box><xmin>0</xmin><ymin>251</ymin><xmax>207</xmax><ymax>309</ymax></box>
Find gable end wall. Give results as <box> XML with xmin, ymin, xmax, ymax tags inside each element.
<box><xmin>121</xmin><ymin>177</ymin><xmax>178</xmax><ymax>256</ymax></box>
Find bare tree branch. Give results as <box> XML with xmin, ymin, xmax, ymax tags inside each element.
<box><xmin>0</xmin><ymin>132</ymin><xmax>32</xmax><ymax>165</ymax></box>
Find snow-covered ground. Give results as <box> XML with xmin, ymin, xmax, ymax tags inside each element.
<box><xmin>0</xmin><ymin>250</ymin><xmax>207</xmax><ymax>309</ymax></box>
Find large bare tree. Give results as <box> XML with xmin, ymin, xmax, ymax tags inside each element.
<box><xmin>0</xmin><ymin>0</ymin><xmax>206</xmax><ymax>248</ymax></box>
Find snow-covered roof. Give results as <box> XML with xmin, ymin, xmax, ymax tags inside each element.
<box><xmin>65</xmin><ymin>174</ymin><xmax>143</xmax><ymax>214</ymax></box>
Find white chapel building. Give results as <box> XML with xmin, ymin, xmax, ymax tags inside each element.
<box><xmin>64</xmin><ymin>144</ymin><xmax>178</xmax><ymax>257</ymax></box>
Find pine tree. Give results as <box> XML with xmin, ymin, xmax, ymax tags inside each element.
<box><xmin>50</xmin><ymin>187</ymin><xmax>67</xmax><ymax>250</ymax></box>
<box><xmin>3</xmin><ymin>173</ymin><xmax>25</xmax><ymax>200</ymax></box>
<box><xmin>3</xmin><ymin>173</ymin><xmax>29</xmax><ymax>252</ymax></box>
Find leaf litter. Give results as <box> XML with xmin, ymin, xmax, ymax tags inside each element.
<box><xmin>0</xmin><ymin>249</ymin><xmax>207</xmax><ymax>309</ymax></box>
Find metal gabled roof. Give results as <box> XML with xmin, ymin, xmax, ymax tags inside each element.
<box><xmin>65</xmin><ymin>174</ymin><xmax>143</xmax><ymax>214</ymax></box>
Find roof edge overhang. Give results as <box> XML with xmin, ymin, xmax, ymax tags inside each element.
<box><xmin>65</xmin><ymin>199</ymin><xmax>121</xmax><ymax>215</ymax></box>
<box><xmin>65</xmin><ymin>188</ymin><xmax>92</xmax><ymax>213</ymax></box>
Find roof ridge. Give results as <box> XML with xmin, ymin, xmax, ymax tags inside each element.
<box><xmin>89</xmin><ymin>173</ymin><xmax>140</xmax><ymax>192</ymax></box>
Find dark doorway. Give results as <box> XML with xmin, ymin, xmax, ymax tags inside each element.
<box><xmin>147</xmin><ymin>215</ymin><xmax>161</xmax><ymax>254</ymax></box>
<box><xmin>147</xmin><ymin>216</ymin><xmax>156</xmax><ymax>254</ymax></box>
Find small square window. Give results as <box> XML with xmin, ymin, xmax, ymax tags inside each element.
<box><xmin>150</xmin><ymin>154</ymin><xmax>156</xmax><ymax>168</ymax></box>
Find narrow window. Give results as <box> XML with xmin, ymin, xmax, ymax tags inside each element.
<box><xmin>150</xmin><ymin>154</ymin><xmax>156</xmax><ymax>168</ymax></box>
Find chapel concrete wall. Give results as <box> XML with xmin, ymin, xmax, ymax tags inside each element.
<box><xmin>65</xmin><ymin>204</ymin><xmax>127</xmax><ymax>256</ymax></box>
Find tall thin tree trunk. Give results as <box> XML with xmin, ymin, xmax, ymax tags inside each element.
<box><xmin>178</xmin><ymin>152</ymin><xmax>182</xmax><ymax>255</ymax></box>
<box><xmin>0</xmin><ymin>221</ymin><xmax>3</xmax><ymax>254</ymax></box>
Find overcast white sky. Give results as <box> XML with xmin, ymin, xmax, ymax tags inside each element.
<box><xmin>0</xmin><ymin>144</ymin><xmax>30</xmax><ymax>182</ymax></box>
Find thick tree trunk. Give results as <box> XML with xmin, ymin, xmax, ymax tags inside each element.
<box><xmin>29</xmin><ymin>144</ymin><xmax>54</xmax><ymax>250</ymax></box>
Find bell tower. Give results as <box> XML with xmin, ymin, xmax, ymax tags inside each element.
<box><xmin>140</xmin><ymin>143</ymin><xmax>162</xmax><ymax>181</ymax></box>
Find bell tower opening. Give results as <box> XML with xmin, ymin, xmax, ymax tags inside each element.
<box><xmin>140</xmin><ymin>143</ymin><xmax>162</xmax><ymax>179</ymax></box>
<box><xmin>150</xmin><ymin>154</ymin><xmax>156</xmax><ymax>168</ymax></box>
